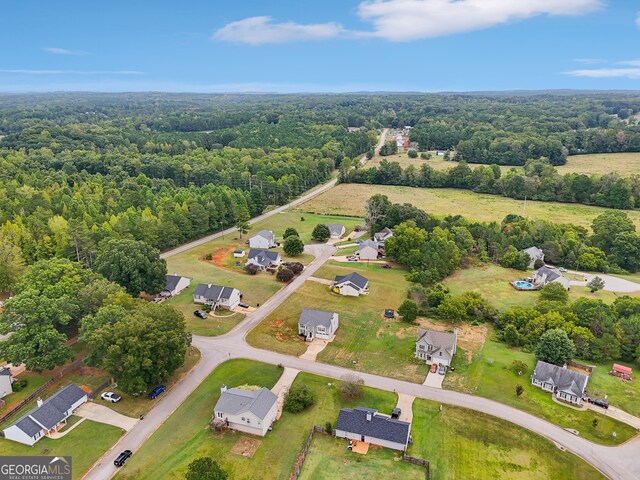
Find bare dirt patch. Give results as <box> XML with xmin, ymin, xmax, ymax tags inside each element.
<box><xmin>207</xmin><ymin>245</ymin><xmax>236</xmax><ymax>269</ymax></box>
<box><xmin>231</xmin><ymin>437</ymin><xmax>262</xmax><ymax>458</ymax></box>
<box><xmin>416</xmin><ymin>318</ymin><xmax>489</xmax><ymax>360</ymax></box>
<box><xmin>270</xmin><ymin>319</ymin><xmax>286</xmax><ymax>329</ymax></box>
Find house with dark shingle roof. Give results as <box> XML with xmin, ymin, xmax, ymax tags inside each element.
<box><xmin>531</xmin><ymin>360</ymin><xmax>589</xmax><ymax>405</ymax></box>
<box><xmin>415</xmin><ymin>328</ymin><xmax>458</xmax><ymax>367</ymax></box>
<box><xmin>161</xmin><ymin>274</ymin><xmax>191</xmax><ymax>297</ymax></box>
<box><xmin>298</xmin><ymin>309</ymin><xmax>339</xmax><ymax>341</ymax></box>
<box><xmin>522</xmin><ymin>246</ymin><xmax>545</xmax><ymax>269</ymax></box>
<box><xmin>249</xmin><ymin>230</ymin><xmax>277</xmax><ymax>249</ymax></box>
<box><xmin>245</xmin><ymin>249</ymin><xmax>282</xmax><ymax>271</ymax></box>
<box><xmin>335</xmin><ymin>407</ymin><xmax>411</xmax><ymax>451</ymax></box>
<box><xmin>2</xmin><ymin>384</ymin><xmax>87</xmax><ymax>445</ymax></box>
<box><xmin>333</xmin><ymin>272</ymin><xmax>369</xmax><ymax>297</ymax></box>
<box><xmin>213</xmin><ymin>385</ymin><xmax>278</xmax><ymax>436</ymax></box>
<box><xmin>193</xmin><ymin>283</ymin><xmax>242</xmax><ymax>310</ymax></box>
<box><xmin>0</xmin><ymin>367</ymin><xmax>12</xmax><ymax>399</ymax></box>
<box><xmin>374</xmin><ymin>227</ymin><xmax>393</xmax><ymax>244</ymax></box>
<box><xmin>534</xmin><ymin>266</ymin><xmax>570</xmax><ymax>290</ymax></box>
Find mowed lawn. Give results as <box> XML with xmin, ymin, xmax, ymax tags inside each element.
<box><xmin>410</xmin><ymin>400</ymin><xmax>605</xmax><ymax>480</ymax></box>
<box><xmin>298</xmin><ymin>184</ymin><xmax>640</xmax><ymax>230</ymax></box>
<box><xmin>115</xmin><ymin>361</ymin><xmax>397</xmax><ymax>480</ymax></box>
<box><xmin>444</xmin><ymin>338</ymin><xmax>637</xmax><ymax>446</ymax></box>
<box><xmin>247</xmin><ymin>260</ymin><xmax>429</xmax><ymax>383</ymax></box>
<box><xmin>581</xmin><ymin>359</ymin><xmax>640</xmax><ymax>418</ymax></box>
<box><xmin>0</xmin><ymin>420</ymin><xmax>123</xmax><ymax>480</ymax></box>
<box><xmin>558</xmin><ymin>153</ymin><xmax>640</xmax><ymax>177</ymax></box>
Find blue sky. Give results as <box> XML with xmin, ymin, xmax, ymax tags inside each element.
<box><xmin>1</xmin><ymin>0</ymin><xmax>639</xmax><ymax>93</ymax></box>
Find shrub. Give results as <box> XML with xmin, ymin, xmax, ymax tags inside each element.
<box><xmin>325</xmin><ymin>421</ymin><xmax>333</xmax><ymax>434</ymax></box>
<box><xmin>588</xmin><ymin>276</ymin><xmax>605</xmax><ymax>293</ymax></box>
<box><xmin>283</xmin><ymin>227</ymin><xmax>299</xmax><ymax>239</ymax></box>
<box><xmin>276</xmin><ymin>268</ymin><xmax>295</xmax><ymax>282</ymax></box>
<box><xmin>283</xmin><ymin>235</ymin><xmax>304</xmax><ymax>256</ymax></box>
<box><xmin>244</xmin><ymin>264</ymin><xmax>260</xmax><ymax>275</ymax></box>
<box><xmin>185</xmin><ymin>457</ymin><xmax>228</xmax><ymax>480</ymax></box>
<box><xmin>533</xmin><ymin>258</ymin><xmax>545</xmax><ymax>269</ymax></box>
<box><xmin>516</xmin><ymin>385</ymin><xmax>524</xmax><ymax>397</ymax></box>
<box><xmin>284</xmin><ymin>384</ymin><xmax>315</xmax><ymax>413</ymax></box>
<box><xmin>204</xmin><ymin>253</ymin><xmax>213</xmax><ymax>261</ymax></box>
<box><xmin>408</xmin><ymin>149</ymin><xmax>418</xmax><ymax>158</ymax></box>
<box><xmin>288</xmin><ymin>262</ymin><xmax>304</xmax><ymax>275</ymax></box>
<box><xmin>339</xmin><ymin>374</ymin><xmax>364</xmax><ymax>400</ymax></box>
<box><xmin>539</xmin><ymin>283</ymin><xmax>569</xmax><ymax>304</ymax></box>
<box><xmin>311</xmin><ymin>224</ymin><xmax>331</xmax><ymax>242</ymax></box>
<box><xmin>509</xmin><ymin>360</ymin><xmax>528</xmax><ymax>375</ymax></box>
<box><xmin>398</xmin><ymin>299</ymin><xmax>419</xmax><ymax>323</ymax></box>
<box><xmin>12</xmin><ymin>378</ymin><xmax>27</xmax><ymax>392</ymax></box>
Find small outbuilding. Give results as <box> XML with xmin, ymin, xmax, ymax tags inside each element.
<box><xmin>233</xmin><ymin>250</ymin><xmax>246</xmax><ymax>258</ymax></box>
<box><xmin>611</xmin><ymin>363</ymin><xmax>633</xmax><ymax>380</ymax></box>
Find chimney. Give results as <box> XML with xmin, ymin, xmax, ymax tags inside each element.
<box><xmin>208</xmin><ymin>283</ymin><xmax>212</xmax><ymax>288</ymax></box>
<box><xmin>221</xmin><ymin>384</ymin><xmax>227</xmax><ymax>394</ymax></box>
<box><xmin>37</xmin><ymin>397</ymin><xmax>43</xmax><ymax>407</ymax></box>
<box><xmin>366</xmin><ymin>412</ymin><xmax>372</xmax><ymax>422</ymax></box>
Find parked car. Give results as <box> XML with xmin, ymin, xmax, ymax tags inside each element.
<box><xmin>347</xmin><ymin>257</ymin><xmax>358</xmax><ymax>262</ymax></box>
<box><xmin>391</xmin><ymin>407</ymin><xmax>401</xmax><ymax>419</ymax></box>
<box><xmin>152</xmin><ymin>297</ymin><xmax>163</xmax><ymax>303</ymax></box>
<box><xmin>114</xmin><ymin>450</ymin><xmax>132</xmax><ymax>467</ymax></box>
<box><xmin>355</xmin><ymin>239</ymin><xmax>364</xmax><ymax>244</ymax></box>
<box><xmin>381</xmin><ymin>264</ymin><xmax>392</xmax><ymax>269</ymax></box>
<box><xmin>430</xmin><ymin>363</ymin><xmax>437</xmax><ymax>373</ymax></box>
<box><xmin>147</xmin><ymin>385</ymin><xmax>166</xmax><ymax>400</ymax></box>
<box><xmin>238</xmin><ymin>303</ymin><xmax>250</xmax><ymax>308</ymax></box>
<box><xmin>101</xmin><ymin>391</ymin><xmax>122</xmax><ymax>403</ymax></box>
<box><xmin>588</xmin><ymin>397</ymin><xmax>609</xmax><ymax>409</ymax></box>
<box><xmin>194</xmin><ymin>310</ymin><xmax>207</xmax><ymax>319</ymax></box>
<box><xmin>438</xmin><ymin>364</ymin><xmax>446</xmax><ymax>375</ymax></box>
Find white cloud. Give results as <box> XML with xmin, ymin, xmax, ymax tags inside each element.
<box><xmin>636</xmin><ymin>11</ymin><xmax>640</xmax><ymax>28</ymax></box>
<box><xmin>212</xmin><ymin>16</ymin><xmax>346</xmax><ymax>45</ymax></box>
<box><xmin>43</xmin><ymin>47</ymin><xmax>86</xmax><ymax>56</ymax></box>
<box><xmin>617</xmin><ymin>60</ymin><xmax>640</xmax><ymax>67</ymax></box>
<box><xmin>565</xmin><ymin>68</ymin><xmax>640</xmax><ymax>79</ymax></box>
<box><xmin>0</xmin><ymin>69</ymin><xmax>144</xmax><ymax>75</ymax></box>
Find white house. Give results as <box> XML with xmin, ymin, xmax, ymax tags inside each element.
<box><xmin>161</xmin><ymin>274</ymin><xmax>191</xmax><ymax>297</ymax></box>
<box><xmin>332</xmin><ymin>272</ymin><xmax>369</xmax><ymax>297</ymax></box>
<box><xmin>373</xmin><ymin>227</ymin><xmax>393</xmax><ymax>244</ymax></box>
<box><xmin>193</xmin><ymin>284</ymin><xmax>242</xmax><ymax>310</ymax></box>
<box><xmin>522</xmin><ymin>246</ymin><xmax>545</xmax><ymax>269</ymax></box>
<box><xmin>531</xmin><ymin>360</ymin><xmax>589</xmax><ymax>406</ymax></box>
<box><xmin>357</xmin><ymin>240</ymin><xmax>379</xmax><ymax>261</ymax></box>
<box><xmin>298</xmin><ymin>309</ymin><xmax>339</xmax><ymax>341</ymax></box>
<box><xmin>0</xmin><ymin>367</ymin><xmax>13</xmax><ymax>399</ymax></box>
<box><xmin>326</xmin><ymin>224</ymin><xmax>346</xmax><ymax>239</ymax></box>
<box><xmin>249</xmin><ymin>230</ymin><xmax>277</xmax><ymax>249</ymax></box>
<box><xmin>213</xmin><ymin>385</ymin><xmax>278</xmax><ymax>437</ymax></box>
<box><xmin>245</xmin><ymin>249</ymin><xmax>282</xmax><ymax>271</ymax></box>
<box><xmin>415</xmin><ymin>328</ymin><xmax>458</xmax><ymax>367</ymax></box>
<box><xmin>534</xmin><ymin>266</ymin><xmax>570</xmax><ymax>290</ymax></box>
<box><xmin>335</xmin><ymin>407</ymin><xmax>411</xmax><ymax>452</ymax></box>
<box><xmin>2</xmin><ymin>384</ymin><xmax>88</xmax><ymax>446</ymax></box>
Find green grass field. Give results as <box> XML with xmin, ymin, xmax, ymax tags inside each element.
<box><xmin>410</xmin><ymin>400</ymin><xmax>605</xmax><ymax>480</ymax></box>
<box><xmin>0</xmin><ymin>420</ymin><xmax>123</xmax><ymax>480</ymax></box>
<box><xmin>247</xmin><ymin>260</ymin><xmax>429</xmax><ymax>383</ymax></box>
<box><xmin>578</xmin><ymin>360</ymin><xmax>640</xmax><ymax>417</ymax></box>
<box><xmin>558</xmin><ymin>153</ymin><xmax>640</xmax><ymax>176</ymax></box>
<box><xmin>298</xmin><ymin>184</ymin><xmax>640</xmax><ymax>230</ymax></box>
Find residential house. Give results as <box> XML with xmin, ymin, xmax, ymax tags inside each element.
<box><xmin>534</xmin><ymin>266</ymin><xmax>570</xmax><ymax>290</ymax></box>
<box><xmin>531</xmin><ymin>360</ymin><xmax>589</xmax><ymax>405</ymax></box>
<box><xmin>415</xmin><ymin>328</ymin><xmax>458</xmax><ymax>366</ymax></box>
<box><xmin>245</xmin><ymin>249</ymin><xmax>282</xmax><ymax>271</ymax></box>
<box><xmin>0</xmin><ymin>367</ymin><xmax>13</xmax><ymax>399</ymax></box>
<box><xmin>373</xmin><ymin>227</ymin><xmax>393</xmax><ymax>244</ymax></box>
<box><xmin>298</xmin><ymin>309</ymin><xmax>339</xmax><ymax>341</ymax></box>
<box><xmin>193</xmin><ymin>283</ymin><xmax>242</xmax><ymax>310</ymax></box>
<box><xmin>326</xmin><ymin>224</ymin><xmax>346</xmax><ymax>239</ymax></box>
<box><xmin>357</xmin><ymin>240</ymin><xmax>379</xmax><ymax>261</ymax></box>
<box><xmin>335</xmin><ymin>407</ymin><xmax>411</xmax><ymax>452</ymax></box>
<box><xmin>2</xmin><ymin>384</ymin><xmax>88</xmax><ymax>446</ymax></box>
<box><xmin>249</xmin><ymin>230</ymin><xmax>277</xmax><ymax>250</ymax></box>
<box><xmin>333</xmin><ymin>272</ymin><xmax>369</xmax><ymax>297</ymax></box>
<box><xmin>522</xmin><ymin>246</ymin><xmax>545</xmax><ymax>269</ymax></box>
<box><xmin>161</xmin><ymin>274</ymin><xmax>191</xmax><ymax>297</ymax></box>
<box><xmin>213</xmin><ymin>385</ymin><xmax>278</xmax><ymax>437</ymax></box>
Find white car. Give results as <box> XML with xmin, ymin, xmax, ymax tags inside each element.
<box><xmin>101</xmin><ymin>391</ymin><xmax>122</xmax><ymax>403</ymax></box>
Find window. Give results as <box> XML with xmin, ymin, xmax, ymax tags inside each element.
<box><xmin>419</xmin><ymin>344</ymin><xmax>425</xmax><ymax>350</ymax></box>
<box><xmin>246</xmin><ymin>418</ymin><xmax>251</xmax><ymax>424</ymax></box>
<box><xmin>217</xmin><ymin>412</ymin><xmax>223</xmax><ymax>418</ymax></box>
<box><xmin>241</xmin><ymin>417</ymin><xmax>245</xmax><ymax>421</ymax></box>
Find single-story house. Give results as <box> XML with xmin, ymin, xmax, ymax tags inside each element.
<box><xmin>233</xmin><ymin>250</ymin><xmax>246</xmax><ymax>258</ymax></box>
<box><xmin>193</xmin><ymin>283</ymin><xmax>242</xmax><ymax>310</ymax></box>
<box><xmin>245</xmin><ymin>249</ymin><xmax>282</xmax><ymax>271</ymax></box>
<box><xmin>522</xmin><ymin>246</ymin><xmax>545</xmax><ymax>269</ymax></box>
<box><xmin>298</xmin><ymin>309</ymin><xmax>339</xmax><ymax>341</ymax></box>
<box><xmin>335</xmin><ymin>407</ymin><xmax>411</xmax><ymax>452</ymax></box>
<box><xmin>373</xmin><ymin>227</ymin><xmax>393</xmax><ymax>244</ymax></box>
<box><xmin>415</xmin><ymin>328</ymin><xmax>458</xmax><ymax>367</ymax></box>
<box><xmin>326</xmin><ymin>224</ymin><xmax>346</xmax><ymax>239</ymax></box>
<box><xmin>249</xmin><ymin>230</ymin><xmax>277</xmax><ymax>250</ymax></box>
<box><xmin>213</xmin><ymin>385</ymin><xmax>278</xmax><ymax>437</ymax></box>
<box><xmin>333</xmin><ymin>272</ymin><xmax>369</xmax><ymax>297</ymax></box>
<box><xmin>533</xmin><ymin>266</ymin><xmax>570</xmax><ymax>290</ymax></box>
<box><xmin>0</xmin><ymin>367</ymin><xmax>13</xmax><ymax>399</ymax></box>
<box><xmin>357</xmin><ymin>240</ymin><xmax>380</xmax><ymax>261</ymax></box>
<box><xmin>2</xmin><ymin>384</ymin><xmax>88</xmax><ymax>446</ymax></box>
<box><xmin>161</xmin><ymin>274</ymin><xmax>191</xmax><ymax>297</ymax></box>
<box><xmin>531</xmin><ymin>360</ymin><xmax>589</xmax><ymax>405</ymax></box>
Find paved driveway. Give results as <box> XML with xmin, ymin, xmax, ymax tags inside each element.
<box><xmin>423</xmin><ymin>372</ymin><xmax>445</xmax><ymax>388</ymax></box>
<box><xmin>567</xmin><ymin>271</ymin><xmax>640</xmax><ymax>293</ymax></box>
<box><xmin>395</xmin><ymin>393</ymin><xmax>415</xmax><ymax>423</ymax></box>
<box><xmin>76</xmin><ymin>402</ymin><xmax>138</xmax><ymax>431</ymax></box>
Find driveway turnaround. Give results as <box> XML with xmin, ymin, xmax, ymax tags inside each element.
<box><xmin>567</xmin><ymin>271</ymin><xmax>640</xmax><ymax>293</ymax></box>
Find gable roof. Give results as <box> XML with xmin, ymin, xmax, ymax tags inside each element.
<box><xmin>523</xmin><ymin>246</ymin><xmax>544</xmax><ymax>259</ymax></box>
<box><xmin>326</xmin><ymin>224</ymin><xmax>345</xmax><ymax>236</ymax></box>
<box><xmin>374</xmin><ymin>227</ymin><xmax>393</xmax><ymax>242</ymax></box>
<box><xmin>251</xmin><ymin>230</ymin><xmax>275</xmax><ymax>242</ymax></box>
<box><xmin>532</xmin><ymin>361</ymin><xmax>589</xmax><ymax>398</ymax></box>
<box><xmin>416</xmin><ymin>329</ymin><xmax>457</xmax><ymax>359</ymax></box>
<box><xmin>0</xmin><ymin>367</ymin><xmax>11</xmax><ymax>376</ymax></box>
<box><xmin>8</xmin><ymin>384</ymin><xmax>86</xmax><ymax>437</ymax></box>
<box><xmin>358</xmin><ymin>240</ymin><xmax>379</xmax><ymax>252</ymax></box>
<box><xmin>194</xmin><ymin>284</ymin><xmax>238</xmax><ymax>301</ymax></box>
<box><xmin>214</xmin><ymin>387</ymin><xmax>277</xmax><ymax>420</ymax></box>
<box><xmin>336</xmin><ymin>407</ymin><xmax>410</xmax><ymax>446</ymax></box>
<box><xmin>334</xmin><ymin>272</ymin><xmax>369</xmax><ymax>290</ymax></box>
<box><xmin>164</xmin><ymin>274</ymin><xmax>187</xmax><ymax>292</ymax></box>
<box><xmin>247</xmin><ymin>249</ymin><xmax>281</xmax><ymax>267</ymax></box>
<box><xmin>299</xmin><ymin>309</ymin><xmax>336</xmax><ymax>329</ymax></box>
<box><xmin>534</xmin><ymin>266</ymin><xmax>563</xmax><ymax>283</ymax></box>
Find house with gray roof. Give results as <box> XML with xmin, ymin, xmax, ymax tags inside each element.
<box><xmin>161</xmin><ymin>274</ymin><xmax>191</xmax><ymax>297</ymax></box>
<box><xmin>245</xmin><ymin>249</ymin><xmax>282</xmax><ymax>271</ymax></box>
<box><xmin>213</xmin><ymin>385</ymin><xmax>278</xmax><ymax>436</ymax></box>
<box><xmin>335</xmin><ymin>407</ymin><xmax>411</xmax><ymax>451</ymax></box>
<box><xmin>193</xmin><ymin>283</ymin><xmax>242</xmax><ymax>310</ymax></box>
<box><xmin>298</xmin><ymin>309</ymin><xmax>339</xmax><ymax>341</ymax></box>
<box><xmin>2</xmin><ymin>384</ymin><xmax>87</xmax><ymax>445</ymax></box>
<box><xmin>522</xmin><ymin>246</ymin><xmax>545</xmax><ymax>269</ymax></box>
<box><xmin>333</xmin><ymin>272</ymin><xmax>369</xmax><ymax>297</ymax></box>
<box><xmin>0</xmin><ymin>367</ymin><xmax>13</xmax><ymax>399</ymax></box>
<box><xmin>531</xmin><ymin>360</ymin><xmax>589</xmax><ymax>405</ymax></box>
<box><xmin>374</xmin><ymin>227</ymin><xmax>393</xmax><ymax>244</ymax></box>
<box><xmin>534</xmin><ymin>266</ymin><xmax>570</xmax><ymax>290</ymax></box>
<box><xmin>249</xmin><ymin>230</ymin><xmax>277</xmax><ymax>249</ymax></box>
<box><xmin>415</xmin><ymin>328</ymin><xmax>458</xmax><ymax>366</ymax></box>
<box><xmin>326</xmin><ymin>224</ymin><xmax>346</xmax><ymax>239</ymax></box>
<box><xmin>357</xmin><ymin>240</ymin><xmax>380</xmax><ymax>261</ymax></box>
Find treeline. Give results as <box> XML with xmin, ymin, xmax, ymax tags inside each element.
<box><xmin>343</xmin><ymin>158</ymin><xmax>640</xmax><ymax>210</ymax></box>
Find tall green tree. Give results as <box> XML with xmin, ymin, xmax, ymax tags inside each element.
<box><xmin>0</xmin><ymin>236</ymin><xmax>25</xmax><ymax>293</ymax></box>
<box><xmin>535</xmin><ymin>328</ymin><xmax>575</xmax><ymax>365</ymax></box>
<box><xmin>185</xmin><ymin>457</ymin><xmax>228</xmax><ymax>480</ymax></box>
<box><xmin>311</xmin><ymin>224</ymin><xmax>331</xmax><ymax>242</ymax></box>
<box><xmin>283</xmin><ymin>235</ymin><xmax>304</xmax><ymax>256</ymax></box>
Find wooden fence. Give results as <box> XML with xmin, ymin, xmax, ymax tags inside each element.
<box><xmin>403</xmin><ymin>454</ymin><xmax>431</xmax><ymax>479</ymax></box>
<box><xmin>289</xmin><ymin>426</ymin><xmax>326</xmax><ymax>480</ymax></box>
<box><xmin>569</xmin><ymin>361</ymin><xmax>595</xmax><ymax>373</ymax></box>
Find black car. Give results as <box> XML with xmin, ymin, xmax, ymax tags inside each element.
<box><xmin>147</xmin><ymin>385</ymin><xmax>166</xmax><ymax>399</ymax></box>
<box><xmin>194</xmin><ymin>310</ymin><xmax>208</xmax><ymax>319</ymax></box>
<box><xmin>588</xmin><ymin>397</ymin><xmax>609</xmax><ymax>409</ymax></box>
<box><xmin>114</xmin><ymin>450</ymin><xmax>132</xmax><ymax>467</ymax></box>
<box><xmin>391</xmin><ymin>407</ymin><xmax>401</xmax><ymax>419</ymax></box>
<box><xmin>238</xmin><ymin>303</ymin><xmax>250</xmax><ymax>308</ymax></box>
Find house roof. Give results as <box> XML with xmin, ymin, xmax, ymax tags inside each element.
<box><xmin>374</xmin><ymin>228</ymin><xmax>393</xmax><ymax>242</ymax></box>
<box><xmin>416</xmin><ymin>329</ymin><xmax>457</xmax><ymax>360</ymax></box>
<box><xmin>336</xmin><ymin>407</ymin><xmax>411</xmax><ymax>446</ymax></box>
<box><xmin>299</xmin><ymin>309</ymin><xmax>336</xmax><ymax>329</ymax></box>
<box><xmin>326</xmin><ymin>224</ymin><xmax>345</xmax><ymax>236</ymax></box>
<box><xmin>358</xmin><ymin>240</ymin><xmax>379</xmax><ymax>252</ymax></box>
<box><xmin>612</xmin><ymin>363</ymin><xmax>632</xmax><ymax>375</ymax></box>
<box><xmin>334</xmin><ymin>272</ymin><xmax>369</xmax><ymax>290</ymax></box>
<box><xmin>0</xmin><ymin>367</ymin><xmax>11</xmax><ymax>376</ymax></box>
<box><xmin>7</xmin><ymin>384</ymin><xmax>86</xmax><ymax>436</ymax></box>
<box><xmin>534</xmin><ymin>266</ymin><xmax>563</xmax><ymax>283</ymax></box>
<box><xmin>251</xmin><ymin>230</ymin><xmax>275</xmax><ymax>242</ymax></box>
<box><xmin>214</xmin><ymin>387</ymin><xmax>277</xmax><ymax>420</ymax></box>
<box><xmin>523</xmin><ymin>246</ymin><xmax>544</xmax><ymax>260</ymax></box>
<box><xmin>532</xmin><ymin>361</ymin><xmax>589</xmax><ymax>398</ymax></box>
<box><xmin>247</xmin><ymin>249</ymin><xmax>281</xmax><ymax>267</ymax></box>
<box><xmin>164</xmin><ymin>274</ymin><xmax>187</xmax><ymax>292</ymax></box>
<box><xmin>194</xmin><ymin>284</ymin><xmax>238</xmax><ymax>301</ymax></box>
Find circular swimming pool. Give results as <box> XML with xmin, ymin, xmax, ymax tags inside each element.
<box><xmin>515</xmin><ymin>281</ymin><xmax>534</xmax><ymax>289</ymax></box>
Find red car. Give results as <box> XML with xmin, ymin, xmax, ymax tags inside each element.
<box><xmin>430</xmin><ymin>363</ymin><xmax>438</xmax><ymax>373</ymax></box>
